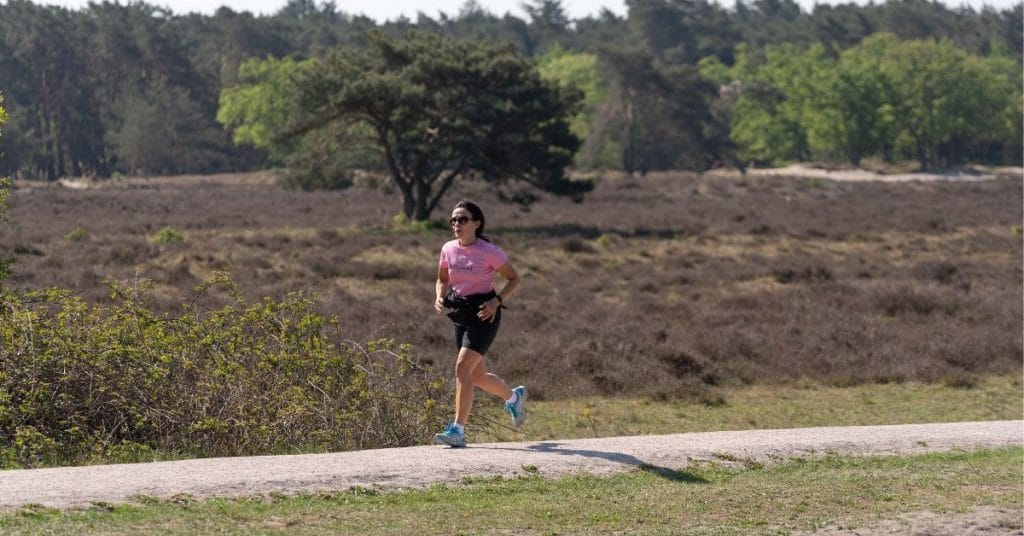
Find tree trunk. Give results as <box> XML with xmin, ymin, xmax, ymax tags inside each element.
<box><xmin>413</xmin><ymin>177</ymin><xmax>431</xmax><ymax>221</ymax></box>
<box><xmin>398</xmin><ymin>181</ymin><xmax>415</xmax><ymax>220</ymax></box>
<box><xmin>882</xmin><ymin>143</ymin><xmax>894</xmax><ymax>164</ymax></box>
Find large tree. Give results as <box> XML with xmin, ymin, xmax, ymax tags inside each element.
<box><xmin>287</xmin><ymin>31</ymin><xmax>589</xmax><ymax>221</ymax></box>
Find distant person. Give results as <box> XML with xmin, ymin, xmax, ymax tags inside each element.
<box><xmin>432</xmin><ymin>200</ymin><xmax>526</xmax><ymax>448</ymax></box>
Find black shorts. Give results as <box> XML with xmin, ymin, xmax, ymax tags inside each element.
<box><xmin>453</xmin><ymin>308</ymin><xmax>501</xmax><ymax>355</ymax></box>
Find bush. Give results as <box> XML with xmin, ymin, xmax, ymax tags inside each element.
<box><xmin>64</xmin><ymin>226</ymin><xmax>89</xmax><ymax>243</ymax></box>
<box><xmin>0</xmin><ymin>274</ymin><xmax>447</xmax><ymax>468</ymax></box>
<box><xmin>152</xmin><ymin>226</ymin><xmax>184</xmax><ymax>244</ymax></box>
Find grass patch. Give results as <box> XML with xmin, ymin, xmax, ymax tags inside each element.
<box><xmin>0</xmin><ymin>447</ymin><xmax>1018</xmax><ymax>535</ymax></box>
<box><xmin>472</xmin><ymin>376</ymin><xmax>1023</xmax><ymax>443</ymax></box>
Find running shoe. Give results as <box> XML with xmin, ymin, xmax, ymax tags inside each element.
<box><xmin>505</xmin><ymin>385</ymin><xmax>527</xmax><ymax>426</ymax></box>
<box><xmin>433</xmin><ymin>422</ymin><xmax>467</xmax><ymax>447</ymax></box>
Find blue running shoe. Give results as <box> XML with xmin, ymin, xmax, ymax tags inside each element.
<box><xmin>505</xmin><ymin>385</ymin><xmax>527</xmax><ymax>426</ymax></box>
<box><xmin>433</xmin><ymin>422</ymin><xmax>466</xmax><ymax>448</ymax></box>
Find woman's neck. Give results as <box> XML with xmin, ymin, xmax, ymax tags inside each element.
<box><xmin>459</xmin><ymin>236</ymin><xmax>478</xmax><ymax>247</ymax></box>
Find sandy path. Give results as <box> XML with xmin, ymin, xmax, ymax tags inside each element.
<box><xmin>0</xmin><ymin>420</ymin><xmax>1019</xmax><ymax>510</ymax></box>
<box><xmin>706</xmin><ymin>164</ymin><xmax>1022</xmax><ymax>182</ymax></box>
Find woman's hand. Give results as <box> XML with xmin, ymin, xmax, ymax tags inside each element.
<box><xmin>477</xmin><ymin>298</ymin><xmax>501</xmax><ymax>322</ymax></box>
<box><xmin>434</xmin><ymin>294</ymin><xmax>446</xmax><ymax>314</ymax></box>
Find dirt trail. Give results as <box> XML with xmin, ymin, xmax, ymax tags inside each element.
<box><xmin>0</xmin><ymin>420</ymin><xmax>1019</xmax><ymax>511</ymax></box>
<box><xmin>706</xmin><ymin>164</ymin><xmax>1022</xmax><ymax>182</ymax></box>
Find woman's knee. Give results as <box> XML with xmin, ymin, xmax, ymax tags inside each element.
<box><xmin>455</xmin><ymin>349</ymin><xmax>483</xmax><ymax>380</ymax></box>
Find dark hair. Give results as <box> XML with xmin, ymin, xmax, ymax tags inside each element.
<box><xmin>454</xmin><ymin>200</ymin><xmax>490</xmax><ymax>242</ymax></box>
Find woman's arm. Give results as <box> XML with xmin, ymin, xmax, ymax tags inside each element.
<box><xmin>478</xmin><ymin>262</ymin><xmax>521</xmax><ymax>322</ymax></box>
<box><xmin>494</xmin><ymin>262</ymin><xmax>520</xmax><ymax>305</ymax></box>
<box><xmin>434</xmin><ymin>264</ymin><xmax>450</xmax><ymax>314</ymax></box>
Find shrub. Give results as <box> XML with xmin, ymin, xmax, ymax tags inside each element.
<box><xmin>65</xmin><ymin>226</ymin><xmax>89</xmax><ymax>243</ymax></box>
<box><xmin>152</xmin><ymin>226</ymin><xmax>184</xmax><ymax>244</ymax></box>
<box><xmin>0</xmin><ymin>274</ymin><xmax>447</xmax><ymax>468</ymax></box>
<box><xmin>562</xmin><ymin>237</ymin><xmax>596</xmax><ymax>254</ymax></box>
<box><xmin>392</xmin><ymin>212</ymin><xmax>447</xmax><ymax>232</ymax></box>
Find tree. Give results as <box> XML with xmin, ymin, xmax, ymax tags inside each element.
<box><xmin>626</xmin><ymin>0</ymin><xmax>739</xmax><ymax>66</ymax></box>
<box><xmin>287</xmin><ymin>31</ymin><xmax>589</xmax><ymax>220</ymax></box>
<box><xmin>111</xmin><ymin>75</ymin><xmax>227</xmax><ymax>175</ymax></box>
<box><xmin>218</xmin><ymin>56</ymin><xmax>313</xmax><ymax>162</ymax></box>
<box><xmin>536</xmin><ymin>45</ymin><xmax>614</xmax><ymax>168</ymax></box>
<box><xmin>592</xmin><ymin>45</ymin><xmax>717</xmax><ymax>173</ymax></box>
<box><xmin>721</xmin><ymin>43</ymin><xmax>815</xmax><ymax>165</ymax></box>
<box><xmin>872</xmin><ymin>35</ymin><xmax>1018</xmax><ymax>168</ymax></box>
<box><xmin>0</xmin><ymin>1</ymin><xmax>104</xmax><ymax>179</ymax></box>
<box><xmin>523</xmin><ymin>0</ymin><xmax>574</xmax><ymax>54</ymax></box>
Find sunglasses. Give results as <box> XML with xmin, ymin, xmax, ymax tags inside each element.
<box><xmin>449</xmin><ymin>216</ymin><xmax>473</xmax><ymax>225</ymax></box>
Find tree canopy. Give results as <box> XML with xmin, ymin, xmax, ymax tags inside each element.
<box><xmin>284</xmin><ymin>31</ymin><xmax>589</xmax><ymax>220</ymax></box>
<box><xmin>0</xmin><ymin>0</ymin><xmax>1020</xmax><ymax>181</ymax></box>
<box><xmin>710</xmin><ymin>34</ymin><xmax>1022</xmax><ymax>168</ymax></box>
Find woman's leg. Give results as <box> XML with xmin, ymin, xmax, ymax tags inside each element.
<box><xmin>470</xmin><ymin>359</ymin><xmax>513</xmax><ymax>399</ymax></box>
<box><xmin>454</xmin><ymin>347</ymin><xmax>513</xmax><ymax>425</ymax></box>
<box><xmin>454</xmin><ymin>347</ymin><xmax>481</xmax><ymax>426</ymax></box>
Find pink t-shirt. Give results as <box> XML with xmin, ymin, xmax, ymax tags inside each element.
<box><xmin>439</xmin><ymin>239</ymin><xmax>508</xmax><ymax>297</ymax></box>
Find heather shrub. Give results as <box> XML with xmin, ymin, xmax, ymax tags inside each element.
<box><xmin>152</xmin><ymin>226</ymin><xmax>184</xmax><ymax>244</ymax></box>
<box><xmin>0</xmin><ymin>177</ymin><xmax>9</xmax><ymax>282</ymax></box>
<box><xmin>3</xmin><ymin>172</ymin><xmax>1020</xmax><ymax>401</ymax></box>
<box><xmin>0</xmin><ymin>274</ymin><xmax>447</xmax><ymax>468</ymax></box>
<box><xmin>64</xmin><ymin>226</ymin><xmax>89</xmax><ymax>243</ymax></box>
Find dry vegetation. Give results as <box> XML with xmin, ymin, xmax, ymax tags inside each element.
<box><xmin>4</xmin><ymin>170</ymin><xmax>1021</xmax><ymax>401</ymax></box>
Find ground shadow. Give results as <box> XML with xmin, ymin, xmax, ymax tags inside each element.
<box><xmin>477</xmin><ymin>442</ymin><xmax>707</xmax><ymax>484</ymax></box>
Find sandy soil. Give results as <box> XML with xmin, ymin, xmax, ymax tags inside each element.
<box><xmin>22</xmin><ymin>164</ymin><xmax>1024</xmax><ymax>191</ymax></box>
<box><xmin>707</xmin><ymin>164</ymin><xmax>1023</xmax><ymax>183</ymax></box>
<box><xmin>0</xmin><ymin>421</ymin><xmax>1019</xmax><ymax>521</ymax></box>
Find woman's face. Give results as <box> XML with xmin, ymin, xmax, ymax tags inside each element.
<box><xmin>450</xmin><ymin>207</ymin><xmax>478</xmax><ymax>241</ymax></box>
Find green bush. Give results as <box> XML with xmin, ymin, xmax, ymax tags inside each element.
<box><xmin>64</xmin><ymin>226</ymin><xmax>89</xmax><ymax>243</ymax></box>
<box><xmin>152</xmin><ymin>226</ymin><xmax>184</xmax><ymax>244</ymax></box>
<box><xmin>392</xmin><ymin>213</ymin><xmax>447</xmax><ymax>232</ymax></box>
<box><xmin>0</xmin><ymin>274</ymin><xmax>447</xmax><ymax>468</ymax></box>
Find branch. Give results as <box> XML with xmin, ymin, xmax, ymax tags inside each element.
<box><xmin>280</xmin><ymin>106</ymin><xmax>345</xmax><ymax>140</ymax></box>
<box><xmin>380</xmin><ymin>130</ymin><xmax>409</xmax><ymax>190</ymax></box>
<box><xmin>426</xmin><ymin>157</ymin><xmax>466</xmax><ymax>216</ymax></box>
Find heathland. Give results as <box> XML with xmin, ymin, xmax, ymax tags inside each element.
<box><xmin>5</xmin><ymin>169</ymin><xmax>1021</xmax><ymax>402</ymax></box>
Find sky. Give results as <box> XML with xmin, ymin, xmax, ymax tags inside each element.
<box><xmin>31</xmin><ymin>0</ymin><xmax>1022</xmax><ymax>21</ymax></box>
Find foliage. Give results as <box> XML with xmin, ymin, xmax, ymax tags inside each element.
<box><xmin>64</xmin><ymin>227</ymin><xmax>89</xmax><ymax>243</ymax></box>
<box><xmin>217</xmin><ymin>56</ymin><xmax>310</xmax><ymax>163</ymax></box>
<box><xmin>536</xmin><ymin>45</ymin><xmax>613</xmax><ymax>169</ymax></box>
<box><xmin>111</xmin><ymin>75</ymin><xmax>227</xmax><ymax>175</ymax></box>
<box><xmin>870</xmin><ymin>34</ymin><xmax>1022</xmax><ymax>167</ymax></box>
<box><xmin>0</xmin><ymin>275</ymin><xmax>448</xmax><ymax>468</ymax></box>
<box><xmin>151</xmin><ymin>226</ymin><xmax>185</xmax><ymax>244</ymax></box>
<box><xmin>596</xmin><ymin>45</ymin><xmax>719</xmax><ymax>172</ymax></box>
<box><xmin>0</xmin><ymin>0</ymin><xmax>1021</xmax><ymax>179</ymax></box>
<box><xmin>288</xmin><ymin>31</ymin><xmax>589</xmax><ymax>220</ymax></box>
<box><xmin>721</xmin><ymin>43</ymin><xmax>817</xmax><ymax>165</ymax></box>
<box><xmin>219</xmin><ymin>55</ymin><xmax>386</xmax><ymax>189</ymax></box>
<box><xmin>716</xmin><ymin>34</ymin><xmax>1023</xmax><ymax>167</ymax></box>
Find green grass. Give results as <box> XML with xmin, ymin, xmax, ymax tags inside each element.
<box><xmin>471</xmin><ymin>376</ymin><xmax>1023</xmax><ymax>443</ymax></box>
<box><xmin>0</xmin><ymin>377</ymin><xmax>1019</xmax><ymax>533</ymax></box>
<box><xmin>1</xmin><ymin>448</ymin><xmax>1020</xmax><ymax>535</ymax></box>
